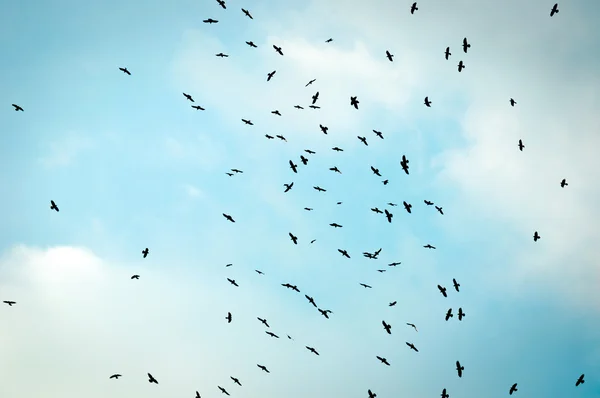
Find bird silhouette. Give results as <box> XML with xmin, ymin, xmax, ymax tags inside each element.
<box><xmin>118</xmin><ymin>67</ymin><xmax>131</xmax><ymax>75</ymax></box>
<box><xmin>147</xmin><ymin>373</ymin><xmax>158</xmax><ymax>384</ymax></box>
<box><xmin>509</xmin><ymin>383</ymin><xmax>518</xmax><ymax>395</ymax></box>
<box><xmin>550</xmin><ymin>3</ymin><xmax>559</xmax><ymax>17</ymax></box>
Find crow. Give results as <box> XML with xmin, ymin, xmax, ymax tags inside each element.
<box><xmin>203</xmin><ymin>18</ymin><xmax>218</xmax><ymax>23</ymax></box>
<box><xmin>457</xmin><ymin>60</ymin><xmax>465</xmax><ymax>72</ymax></box>
<box><xmin>371</xmin><ymin>207</ymin><xmax>383</xmax><ymax>214</ymax></box>
<box><xmin>305</xmin><ymin>295</ymin><xmax>317</xmax><ymax>307</ymax></box>
<box><xmin>218</xmin><ymin>386</ymin><xmax>230</xmax><ymax>396</ymax></box>
<box><xmin>407</xmin><ymin>323</ymin><xmax>418</xmax><ymax>332</ymax></box>
<box><xmin>330</xmin><ymin>166</ymin><xmax>341</xmax><ymax>174</ymax></box>
<box><xmin>110</xmin><ymin>374</ymin><xmax>122</xmax><ymax>379</ymax></box>
<box><xmin>376</xmin><ymin>356</ymin><xmax>390</xmax><ymax>366</ymax></box>
<box><xmin>306</xmin><ymin>346</ymin><xmax>319</xmax><ymax>355</ymax></box>
<box><xmin>183</xmin><ymin>93</ymin><xmax>194</xmax><ymax>102</ymax></box>
<box><xmin>350</xmin><ymin>96</ymin><xmax>359</xmax><ymax>109</ymax></box>
<box><xmin>267</xmin><ymin>70</ymin><xmax>276</xmax><ymax>81</ymax></box>
<box><xmin>384</xmin><ymin>209</ymin><xmax>393</xmax><ymax>223</ymax></box>
<box><xmin>217</xmin><ymin>0</ymin><xmax>226</xmax><ymax>9</ymax></box>
<box><xmin>289</xmin><ymin>232</ymin><xmax>298</xmax><ymax>245</ymax></box>
<box><xmin>424</xmin><ymin>244</ymin><xmax>436</xmax><ymax>249</ymax></box>
<box><xmin>453</xmin><ymin>278</ymin><xmax>460</xmax><ymax>292</ymax></box>
<box><xmin>389</xmin><ymin>301</ymin><xmax>397</xmax><ymax>306</ymax></box>
<box><xmin>368</xmin><ymin>389</ymin><xmax>377</xmax><ymax>398</ymax></box>
<box><xmin>241</xmin><ymin>8</ymin><xmax>253</xmax><ymax>19</ymax></box>
<box><xmin>231</xmin><ymin>377</ymin><xmax>242</xmax><ymax>386</ymax></box>
<box><xmin>560</xmin><ymin>178</ymin><xmax>568</xmax><ymax>188</ymax></box>
<box><xmin>289</xmin><ymin>160</ymin><xmax>298</xmax><ymax>173</ymax></box>
<box><xmin>226</xmin><ymin>312</ymin><xmax>232</xmax><ymax>323</ymax></box>
<box><xmin>533</xmin><ymin>231</ymin><xmax>540</xmax><ymax>242</ymax></box>
<box><xmin>306</xmin><ymin>79</ymin><xmax>316</xmax><ymax>87</ymax></box>
<box><xmin>438</xmin><ymin>284</ymin><xmax>447</xmax><ymax>297</ymax></box>
<box><xmin>241</xmin><ymin>119</ymin><xmax>253</xmax><ymax>125</ymax></box>
<box><xmin>462</xmin><ymin>37</ymin><xmax>471</xmax><ymax>53</ymax></box>
<box><xmin>458</xmin><ymin>308</ymin><xmax>465</xmax><ymax>321</ymax></box>
<box><xmin>441</xmin><ymin>388</ymin><xmax>449</xmax><ymax>398</ymax></box>
<box><xmin>445</xmin><ymin>308</ymin><xmax>453</xmax><ymax>321</ymax></box>
<box><xmin>576</xmin><ymin>374</ymin><xmax>584</xmax><ymax>386</ymax></box>
<box><xmin>314</xmin><ymin>186</ymin><xmax>326</xmax><ymax>192</ymax></box>
<box><xmin>276</xmin><ymin>134</ymin><xmax>287</xmax><ymax>142</ymax></box>
<box><xmin>359</xmin><ymin>283</ymin><xmax>372</xmax><ymax>289</ymax></box>
<box><xmin>358</xmin><ymin>136</ymin><xmax>368</xmax><ymax>146</ymax></box>
<box><xmin>456</xmin><ymin>361</ymin><xmax>464</xmax><ymax>377</ymax></box>
<box><xmin>118</xmin><ymin>67</ymin><xmax>131</xmax><ymax>75</ymax></box>
<box><xmin>330</xmin><ymin>223</ymin><xmax>342</xmax><ymax>228</ymax></box>
<box><xmin>12</xmin><ymin>104</ymin><xmax>24</xmax><ymax>111</ymax></box>
<box><xmin>385</xmin><ymin>50</ymin><xmax>394</xmax><ymax>62</ymax></box>
<box><xmin>246</xmin><ymin>41</ymin><xmax>257</xmax><ymax>47</ymax></box>
<box><xmin>223</xmin><ymin>213</ymin><xmax>235</xmax><ymax>222</ymax></box>
<box><xmin>373</xmin><ymin>130</ymin><xmax>384</xmax><ymax>139</ymax></box>
<box><xmin>192</xmin><ymin>105</ymin><xmax>205</xmax><ymax>110</ymax></box>
<box><xmin>338</xmin><ymin>249</ymin><xmax>351</xmax><ymax>258</ymax></box>
<box><xmin>273</xmin><ymin>45</ymin><xmax>283</xmax><ymax>55</ymax></box>
<box><xmin>312</xmin><ymin>91</ymin><xmax>319</xmax><ymax>104</ymax></box>
<box><xmin>325</xmin><ymin>38</ymin><xmax>333</xmax><ymax>43</ymax></box>
<box><xmin>550</xmin><ymin>3</ymin><xmax>559</xmax><ymax>17</ymax></box>
<box><xmin>444</xmin><ymin>47</ymin><xmax>451</xmax><ymax>60</ymax></box>
<box><xmin>142</xmin><ymin>248</ymin><xmax>149</xmax><ymax>258</ymax></box>
<box><xmin>131</xmin><ymin>275</ymin><xmax>140</xmax><ymax>279</ymax></box>
<box><xmin>410</xmin><ymin>2</ymin><xmax>418</xmax><ymax>14</ymax></box>
<box><xmin>50</xmin><ymin>200</ymin><xmax>59</xmax><ymax>212</ymax></box>
<box><xmin>215</xmin><ymin>53</ymin><xmax>229</xmax><ymax>57</ymax></box>
<box><xmin>257</xmin><ymin>364</ymin><xmax>270</xmax><ymax>373</ymax></box>
<box><xmin>403</xmin><ymin>201</ymin><xmax>412</xmax><ymax>213</ymax></box>
<box><xmin>371</xmin><ymin>166</ymin><xmax>381</xmax><ymax>176</ymax></box>
<box><xmin>382</xmin><ymin>320</ymin><xmax>392</xmax><ymax>334</ymax></box>
<box><xmin>435</xmin><ymin>206</ymin><xmax>444</xmax><ymax>215</ymax></box>
<box><xmin>424</xmin><ymin>96</ymin><xmax>432</xmax><ymax>107</ymax></box>
<box><xmin>300</xmin><ymin>155</ymin><xmax>308</xmax><ymax>165</ymax></box>
<box><xmin>406</xmin><ymin>342</ymin><xmax>419</xmax><ymax>352</ymax></box>
<box><xmin>147</xmin><ymin>373</ymin><xmax>158</xmax><ymax>384</ymax></box>
<box><xmin>271</xmin><ymin>109</ymin><xmax>281</xmax><ymax>115</ymax></box>
<box><xmin>332</xmin><ymin>146</ymin><xmax>343</xmax><ymax>152</ymax></box>
<box><xmin>510</xmin><ymin>98</ymin><xmax>517</xmax><ymax>107</ymax></box>
<box><xmin>509</xmin><ymin>383</ymin><xmax>518</xmax><ymax>395</ymax></box>
<box><xmin>284</xmin><ymin>183</ymin><xmax>294</xmax><ymax>192</ymax></box>
<box><xmin>518</xmin><ymin>139</ymin><xmax>524</xmax><ymax>151</ymax></box>
<box><xmin>424</xmin><ymin>200</ymin><xmax>434</xmax><ymax>205</ymax></box>
<box><xmin>227</xmin><ymin>278</ymin><xmax>239</xmax><ymax>287</ymax></box>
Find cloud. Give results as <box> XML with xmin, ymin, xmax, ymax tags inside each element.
<box><xmin>38</xmin><ymin>132</ymin><xmax>94</xmax><ymax>168</ymax></box>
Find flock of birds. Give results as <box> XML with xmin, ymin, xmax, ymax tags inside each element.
<box><xmin>5</xmin><ymin>1</ymin><xmax>588</xmax><ymax>397</ymax></box>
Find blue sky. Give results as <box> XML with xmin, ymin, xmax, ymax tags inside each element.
<box><xmin>1</xmin><ymin>0</ymin><xmax>599</xmax><ymax>397</ymax></box>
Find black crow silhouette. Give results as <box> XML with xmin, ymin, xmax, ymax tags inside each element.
<box><xmin>305</xmin><ymin>295</ymin><xmax>317</xmax><ymax>307</ymax></box>
<box><xmin>338</xmin><ymin>249</ymin><xmax>350</xmax><ymax>258</ymax></box>
<box><xmin>289</xmin><ymin>160</ymin><xmax>298</xmax><ymax>173</ymax></box>
<box><xmin>389</xmin><ymin>301</ymin><xmax>397</xmax><ymax>306</ymax></box>
<box><xmin>306</xmin><ymin>346</ymin><xmax>319</xmax><ymax>355</ymax></box>
<box><xmin>401</xmin><ymin>155</ymin><xmax>409</xmax><ymax>174</ymax></box>
<box><xmin>518</xmin><ymin>139</ymin><xmax>524</xmax><ymax>151</ymax></box>
<box><xmin>510</xmin><ymin>98</ymin><xmax>517</xmax><ymax>107</ymax></box>
<box><xmin>330</xmin><ymin>166</ymin><xmax>341</xmax><ymax>174</ymax></box>
<box><xmin>50</xmin><ymin>200</ymin><xmax>59</xmax><ymax>212</ymax></box>
<box><xmin>332</xmin><ymin>146</ymin><xmax>343</xmax><ymax>152</ymax></box>
<box><xmin>306</xmin><ymin>79</ymin><xmax>316</xmax><ymax>87</ymax></box>
<box><xmin>389</xmin><ymin>262</ymin><xmax>401</xmax><ymax>266</ymax></box>
<box><xmin>533</xmin><ymin>231</ymin><xmax>540</xmax><ymax>242</ymax></box>
<box><xmin>12</xmin><ymin>104</ymin><xmax>24</xmax><ymax>111</ymax></box>
<box><xmin>330</xmin><ymin>223</ymin><xmax>342</xmax><ymax>228</ymax></box>
<box><xmin>424</xmin><ymin>244</ymin><xmax>436</xmax><ymax>249</ymax></box>
<box><xmin>241</xmin><ymin>8</ymin><xmax>253</xmax><ymax>19</ymax></box>
<box><xmin>266</xmin><ymin>331</ymin><xmax>279</xmax><ymax>338</ymax></box>
<box><xmin>148</xmin><ymin>373</ymin><xmax>158</xmax><ymax>384</ymax></box>
<box><xmin>457</xmin><ymin>60</ymin><xmax>465</xmax><ymax>72</ymax></box>
<box><xmin>560</xmin><ymin>178</ymin><xmax>568</xmax><ymax>188</ymax></box>
<box><xmin>226</xmin><ymin>312</ymin><xmax>232</xmax><ymax>323</ymax></box>
<box><xmin>407</xmin><ymin>323</ymin><xmax>418</xmax><ymax>332</ymax></box>
<box><xmin>231</xmin><ymin>377</ymin><xmax>241</xmax><ymax>386</ymax></box>
<box><xmin>350</xmin><ymin>96</ymin><xmax>359</xmax><ymax>109</ymax></box>
<box><xmin>255</xmin><ymin>269</ymin><xmax>264</xmax><ymax>275</ymax></box>
<box><xmin>424</xmin><ymin>200</ymin><xmax>434</xmax><ymax>205</ymax></box>
<box><xmin>110</xmin><ymin>374</ymin><xmax>121</xmax><ymax>379</ymax></box>
<box><xmin>218</xmin><ymin>386</ymin><xmax>230</xmax><ymax>395</ymax></box>
<box><xmin>319</xmin><ymin>124</ymin><xmax>329</xmax><ymax>134</ymax></box>
<box><xmin>444</xmin><ymin>47</ymin><xmax>451</xmax><ymax>60</ymax></box>
<box><xmin>371</xmin><ymin>207</ymin><xmax>383</xmax><ymax>214</ymax></box>
<box><xmin>403</xmin><ymin>201</ymin><xmax>412</xmax><ymax>213</ymax></box>
<box><xmin>384</xmin><ymin>209</ymin><xmax>393</xmax><ymax>223</ymax></box>
<box><xmin>382</xmin><ymin>320</ymin><xmax>392</xmax><ymax>334</ymax></box>
<box><xmin>276</xmin><ymin>134</ymin><xmax>286</xmax><ymax>141</ymax></box>
<box><xmin>217</xmin><ymin>0</ymin><xmax>226</xmax><ymax>9</ymax></box>
<box><xmin>371</xmin><ymin>166</ymin><xmax>381</xmax><ymax>176</ymax></box>
<box><xmin>284</xmin><ymin>182</ymin><xmax>293</xmax><ymax>192</ymax></box>
<box><xmin>441</xmin><ymin>388</ymin><xmax>449</xmax><ymax>398</ymax></box>
<box><xmin>576</xmin><ymin>374</ymin><xmax>584</xmax><ymax>386</ymax></box>
<box><xmin>406</xmin><ymin>342</ymin><xmax>419</xmax><ymax>352</ymax></box>
<box><xmin>358</xmin><ymin>136</ymin><xmax>368</xmax><ymax>146</ymax></box>
<box><xmin>227</xmin><ymin>278</ymin><xmax>239</xmax><ymax>287</ymax></box>
<box><xmin>289</xmin><ymin>232</ymin><xmax>298</xmax><ymax>244</ymax></box>
<box><xmin>183</xmin><ymin>93</ymin><xmax>194</xmax><ymax>102</ymax></box>
<box><xmin>438</xmin><ymin>285</ymin><xmax>447</xmax><ymax>297</ymax></box>
<box><xmin>142</xmin><ymin>248</ymin><xmax>149</xmax><ymax>258</ymax></box>
<box><xmin>267</xmin><ymin>70</ymin><xmax>276</xmax><ymax>81</ymax></box>
<box><xmin>271</xmin><ymin>109</ymin><xmax>281</xmax><ymax>115</ymax></box>
<box><xmin>435</xmin><ymin>206</ymin><xmax>444</xmax><ymax>215</ymax></box>
<box><xmin>192</xmin><ymin>105</ymin><xmax>205</xmax><ymax>110</ymax></box>
<box><xmin>203</xmin><ymin>18</ymin><xmax>218</xmax><ymax>23</ymax></box>
<box><xmin>368</xmin><ymin>389</ymin><xmax>377</xmax><ymax>398</ymax></box>
<box><xmin>312</xmin><ymin>91</ymin><xmax>319</xmax><ymax>104</ymax></box>
<box><xmin>118</xmin><ymin>67</ymin><xmax>131</xmax><ymax>75</ymax></box>
<box><xmin>453</xmin><ymin>278</ymin><xmax>460</xmax><ymax>292</ymax></box>
<box><xmin>445</xmin><ymin>308</ymin><xmax>453</xmax><ymax>321</ymax></box>
<box><xmin>424</xmin><ymin>96</ymin><xmax>432</xmax><ymax>107</ymax></box>
<box><xmin>305</xmin><ymin>149</ymin><xmax>316</xmax><ymax>154</ymax></box>
<box><xmin>314</xmin><ymin>186</ymin><xmax>326</xmax><ymax>192</ymax></box>
<box><xmin>550</xmin><ymin>3</ymin><xmax>559</xmax><ymax>17</ymax></box>
<box><xmin>385</xmin><ymin>50</ymin><xmax>394</xmax><ymax>62</ymax></box>
<box><xmin>462</xmin><ymin>37</ymin><xmax>471</xmax><ymax>53</ymax></box>
<box><xmin>215</xmin><ymin>53</ymin><xmax>229</xmax><ymax>57</ymax></box>
<box><xmin>257</xmin><ymin>364</ymin><xmax>270</xmax><ymax>373</ymax></box>
<box><xmin>241</xmin><ymin>118</ymin><xmax>253</xmax><ymax>125</ymax></box>
<box><xmin>325</xmin><ymin>38</ymin><xmax>333</xmax><ymax>43</ymax></box>
<box><xmin>373</xmin><ymin>130</ymin><xmax>384</xmax><ymax>139</ymax></box>
<box><xmin>376</xmin><ymin>356</ymin><xmax>390</xmax><ymax>366</ymax></box>
<box><xmin>131</xmin><ymin>275</ymin><xmax>140</xmax><ymax>279</ymax></box>
<box><xmin>359</xmin><ymin>283</ymin><xmax>372</xmax><ymax>289</ymax></box>
<box><xmin>509</xmin><ymin>383</ymin><xmax>518</xmax><ymax>395</ymax></box>
<box><xmin>273</xmin><ymin>45</ymin><xmax>283</xmax><ymax>55</ymax></box>
<box><xmin>456</xmin><ymin>361</ymin><xmax>464</xmax><ymax>377</ymax></box>
<box><xmin>265</xmin><ymin>134</ymin><xmax>274</xmax><ymax>139</ymax></box>
<box><xmin>223</xmin><ymin>213</ymin><xmax>235</xmax><ymax>222</ymax></box>
<box><xmin>246</xmin><ymin>40</ymin><xmax>257</xmax><ymax>47</ymax></box>
<box><xmin>458</xmin><ymin>308</ymin><xmax>465</xmax><ymax>321</ymax></box>
<box><xmin>318</xmin><ymin>308</ymin><xmax>332</xmax><ymax>318</ymax></box>
<box><xmin>305</xmin><ymin>208</ymin><xmax>313</xmax><ymax>211</ymax></box>
<box><xmin>300</xmin><ymin>155</ymin><xmax>308</xmax><ymax>165</ymax></box>
<box><xmin>410</xmin><ymin>2</ymin><xmax>418</xmax><ymax>14</ymax></box>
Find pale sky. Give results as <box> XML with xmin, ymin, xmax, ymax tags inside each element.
<box><xmin>1</xmin><ymin>0</ymin><xmax>599</xmax><ymax>397</ymax></box>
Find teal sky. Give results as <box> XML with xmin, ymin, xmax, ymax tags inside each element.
<box><xmin>1</xmin><ymin>0</ymin><xmax>599</xmax><ymax>397</ymax></box>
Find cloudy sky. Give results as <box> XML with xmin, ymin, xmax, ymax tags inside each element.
<box><xmin>1</xmin><ymin>0</ymin><xmax>599</xmax><ymax>397</ymax></box>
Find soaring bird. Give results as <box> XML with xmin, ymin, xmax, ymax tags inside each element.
<box><xmin>424</xmin><ymin>96</ymin><xmax>432</xmax><ymax>107</ymax></box>
<box><xmin>203</xmin><ymin>18</ymin><xmax>218</xmax><ymax>24</ymax></box>
<box><xmin>227</xmin><ymin>278</ymin><xmax>239</xmax><ymax>287</ymax></box>
<box><xmin>257</xmin><ymin>364</ymin><xmax>270</xmax><ymax>373</ymax></box>
<box><xmin>50</xmin><ymin>200</ymin><xmax>59</xmax><ymax>212</ymax></box>
<box><xmin>183</xmin><ymin>92</ymin><xmax>194</xmax><ymax>102</ymax></box>
<box><xmin>226</xmin><ymin>312</ymin><xmax>232</xmax><ymax>323</ymax></box>
<box><xmin>246</xmin><ymin>41</ymin><xmax>257</xmax><ymax>47</ymax></box>
<box><xmin>406</xmin><ymin>342</ymin><xmax>419</xmax><ymax>352</ymax></box>
<box><xmin>510</xmin><ymin>98</ymin><xmax>517</xmax><ymax>107</ymax></box>
<box><xmin>231</xmin><ymin>376</ymin><xmax>242</xmax><ymax>386</ymax></box>
<box><xmin>223</xmin><ymin>213</ymin><xmax>235</xmax><ymax>222</ymax></box>
<box><xmin>382</xmin><ymin>320</ymin><xmax>392</xmax><ymax>334</ymax></box>
<box><xmin>192</xmin><ymin>105</ymin><xmax>205</xmax><ymax>110</ymax></box>
<box><xmin>462</xmin><ymin>37</ymin><xmax>471</xmax><ymax>53</ymax></box>
<box><xmin>560</xmin><ymin>178</ymin><xmax>568</xmax><ymax>188</ymax></box>
<box><xmin>458</xmin><ymin>307</ymin><xmax>466</xmax><ymax>321</ymax></box>
<box><xmin>509</xmin><ymin>383</ymin><xmax>518</xmax><ymax>395</ymax></box>
<box><xmin>12</xmin><ymin>104</ymin><xmax>24</xmax><ymax>111</ymax></box>
<box><xmin>406</xmin><ymin>323</ymin><xmax>418</xmax><ymax>332</ymax></box>
<box><xmin>3</xmin><ymin>301</ymin><xmax>16</xmax><ymax>306</ymax></box>
<box><xmin>312</xmin><ymin>91</ymin><xmax>319</xmax><ymax>104</ymax></box>
<box><xmin>518</xmin><ymin>139</ymin><xmax>525</xmax><ymax>151</ymax></box>
<box><xmin>576</xmin><ymin>374</ymin><xmax>585</xmax><ymax>386</ymax></box>
<box><xmin>147</xmin><ymin>373</ymin><xmax>158</xmax><ymax>384</ymax></box>
<box><xmin>385</xmin><ymin>50</ymin><xmax>394</xmax><ymax>62</ymax></box>
<box><xmin>445</xmin><ymin>308</ymin><xmax>453</xmax><ymax>321</ymax></box>
<box><xmin>131</xmin><ymin>275</ymin><xmax>140</xmax><ymax>279</ymax></box>
<box><xmin>550</xmin><ymin>3</ymin><xmax>559</xmax><ymax>17</ymax></box>
<box><xmin>441</xmin><ymin>388</ymin><xmax>449</xmax><ymax>398</ymax></box>
<box><xmin>376</xmin><ymin>356</ymin><xmax>390</xmax><ymax>366</ymax></box>
<box><xmin>533</xmin><ymin>231</ymin><xmax>540</xmax><ymax>242</ymax></box>
<box><xmin>142</xmin><ymin>248</ymin><xmax>149</xmax><ymax>258</ymax></box>
<box><xmin>289</xmin><ymin>232</ymin><xmax>298</xmax><ymax>244</ymax></box>
<box><xmin>457</xmin><ymin>60</ymin><xmax>465</xmax><ymax>72</ymax></box>
<box><xmin>456</xmin><ymin>361</ymin><xmax>464</xmax><ymax>377</ymax></box>
<box><xmin>444</xmin><ymin>47</ymin><xmax>451</xmax><ymax>60</ymax></box>
<box><xmin>109</xmin><ymin>374</ymin><xmax>122</xmax><ymax>379</ymax></box>
<box><xmin>267</xmin><ymin>70</ymin><xmax>276</xmax><ymax>81</ymax></box>
<box><xmin>273</xmin><ymin>45</ymin><xmax>283</xmax><ymax>55</ymax></box>
<box><xmin>350</xmin><ymin>96</ymin><xmax>359</xmax><ymax>109</ymax></box>
<box><xmin>305</xmin><ymin>79</ymin><xmax>316</xmax><ymax>87</ymax></box>
<box><xmin>453</xmin><ymin>278</ymin><xmax>460</xmax><ymax>292</ymax></box>
<box><xmin>438</xmin><ymin>284</ymin><xmax>447</xmax><ymax>297</ymax></box>
<box><xmin>118</xmin><ymin>67</ymin><xmax>131</xmax><ymax>75</ymax></box>
<box><xmin>305</xmin><ymin>346</ymin><xmax>319</xmax><ymax>355</ymax></box>
<box><xmin>217</xmin><ymin>0</ymin><xmax>226</xmax><ymax>9</ymax></box>
<box><xmin>218</xmin><ymin>386</ymin><xmax>230</xmax><ymax>396</ymax></box>
<box><xmin>410</xmin><ymin>2</ymin><xmax>418</xmax><ymax>14</ymax></box>
<box><xmin>368</xmin><ymin>389</ymin><xmax>377</xmax><ymax>398</ymax></box>
<box><xmin>241</xmin><ymin>8</ymin><xmax>253</xmax><ymax>19</ymax></box>
<box><xmin>325</xmin><ymin>38</ymin><xmax>333</xmax><ymax>43</ymax></box>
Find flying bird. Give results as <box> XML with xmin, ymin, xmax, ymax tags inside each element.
<box><xmin>192</xmin><ymin>105</ymin><xmax>205</xmax><ymax>110</ymax></box>
<box><xmin>373</xmin><ymin>130</ymin><xmax>384</xmax><ymax>139</ymax></box>
<box><xmin>319</xmin><ymin>124</ymin><xmax>329</xmax><ymax>134</ymax></box>
<box><xmin>456</xmin><ymin>361</ymin><xmax>464</xmax><ymax>377</ymax></box>
<box><xmin>424</xmin><ymin>244</ymin><xmax>436</xmax><ymax>249</ymax></box>
<box><xmin>118</xmin><ymin>67</ymin><xmax>131</xmax><ymax>75</ymax></box>
<box><xmin>403</xmin><ymin>201</ymin><xmax>412</xmax><ymax>213</ymax></box>
<box><xmin>371</xmin><ymin>166</ymin><xmax>381</xmax><ymax>176</ymax></box>
<box><xmin>131</xmin><ymin>274</ymin><xmax>140</xmax><ymax>279</ymax></box>
<box><xmin>203</xmin><ymin>18</ymin><xmax>218</xmax><ymax>24</ymax></box>
<box><xmin>382</xmin><ymin>320</ymin><xmax>392</xmax><ymax>334</ymax></box>
<box><xmin>550</xmin><ymin>3</ymin><xmax>559</xmax><ymax>17</ymax></box>
<box><xmin>305</xmin><ymin>295</ymin><xmax>317</xmax><ymax>307</ymax></box>
<box><xmin>246</xmin><ymin>41</ymin><xmax>257</xmax><ymax>47</ymax></box>
<box><xmin>384</xmin><ymin>209</ymin><xmax>393</xmax><ymax>223</ymax></box>
<box><xmin>457</xmin><ymin>60</ymin><xmax>465</xmax><ymax>72</ymax></box>
<box><xmin>12</xmin><ymin>104</ymin><xmax>24</xmax><ymax>111</ymax></box>
<box><xmin>257</xmin><ymin>317</ymin><xmax>269</xmax><ymax>327</ymax></box>
<box><xmin>306</xmin><ymin>79</ymin><xmax>316</xmax><ymax>87</ymax></box>
<box><xmin>385</xmin><ymin>50</ymin><xmax>394</xmax><ymax>62</ymax></box>
<box><xmin>458</xmin><ymin>308</ymin><xmax>465</xmax><ymax>321</ymax></box>
<box><xmin>215</xmin><ymin>53</ymin><xmax>228</xmax><ymax>57</ymax></box>
<box><xmin>510</xmin><ymin>98</ymin><xmax>517</xmax><ymax>107</ymax></box>
<box><xmin>560</xmin><ymin>178</ymin><xmax>568</xmax><ymax>188</ymax></box>
<box><xmin>509</xmin><ymin>383</ymin><xmax>518</xmax><ymax>395</ymax></box>
<box><xmin>424</xmin><ymin>200</ymin><xmax>434</xmax><ymax>205</ymax></box>
<box><xmin>410</xmin><ymin>2</ymin><xmax>418</xmax><ymax>14</ymax></box>
<box><xmin>306</xmin><ymin>346</ymin><xmax>319</xmax><ymax>355</ymax></box>
<box><xmin>223</xmin><ymin>213</ymin><xmax>235</xmax><ymax>223</ymax></box>
<box><xmin>142</xmin><ymin>248</ymin><xmax>149</xmax><ymax>258</ymax></box>
<box><xmin>338</xmin><ymin>249</ymin><xmax>351</xmax><ymax>258</ymax></box>
<box><xmin>533</xmin><ymin>231</ymin><xmax>540</xmax><ymax>242</ymax></box>
<box><xmin>183</xmin><ymin>93</ymin><xmax>194</xmax><ymax>102</ymax></box>
<box><xmin>376</xmin><ymin>356</ymin><xmax>390</xmax><ymax>366</ymax></box>
<box><xmin>241</xmin><ymin>8</ymin><xmax>253</xmax><ymax>19</ymax></box>
<box><xmin>217</xmin><ymin>0</ymin><xmax>226</xmax><ymax>9</ymax></box>
<box><xmin>289</xmin><ymin>232</ymin><xmax>298</xmax><ymax>245</ymax></box>
<box><xmin>227</xmin><ymin>278</ymin><xmax>239</xmax><ymax>287</ymax></box>
<box><xmin>462</xmin><ymin>37</ymin><xmax>471</xmax><ymax>53</ymax></box>
<box><xmin>438</xmin><ymin>285</ymin><xmax>447</xmax><ymax>297</ymax></box>
<box><xmin>359</xmin><ymin>283</ymin><xmax>372</xmax><ymax>289</ymax></box>
<box><xmin>424</xmin><ymin>96</ymin><xmax>432</xmax><ymax>107</ymax></box>
<box><xmin>109</xmin><ymin>374</ymin><xmax>121</xmax><ymax>379</ymax></box>
<box><xmin>241</xmin><ymin>118</ymin><xmax>253</xmax><ymax>125</ymax></box>
<box><xmin>445</xmin><ymin>308</ymin><xmax>453</xmax><ymax>321</ymax></box>
<box><xmin>271</xmin><ymin>109</ymin><xmax>281</xmax><ymax>115</ymax></box>
<box><xmin>576</xmin><ymin>374</ymin><xmax>584</xmax><ymax>386</ymax></box>
<box><xmin>50</xmin><ymin>200</ymin><xmax>59</xmax><ymax>212</ymax></box>
<box><xmin>226</xmin><ymin>312</ymin><xmax>232</xmax><ymax>323</ymax></box>
<box><xmin>147</xmin><ymin>373</ymin><xmax>158</xmax><ymax>384</ymax></box>
<box><xmin>453</xmin><ymin>278</ymin><xmax>460</xmax><ymax>292</ymax></box>
<box><xmin>267</xmin><ymin>70</ymin><xmax>276</xmax><ymax>81</ymax></box>
<box><xmin>350</xmin><ymin>96</ymin><xmax>359</xmax><ymax>109</ymax></box>
<box><xmin>407</xmin><ymin>323</ymin><xmax>418</xmax><ymax>332</ymax></box>
<box><xmin>368</xmin><ymin>389</ymin><xmax>377</xmax><ymax>398</ymax></box>
<box><xmin>257</xmin><ymin>364</ymin><xmax>270</xmax><ymax>373</ymax></box>
<box><xmin>441</xmin><ymin>388</ymin><xmax>449</xmax><ymax>398</ymax></box>
<box><xmin>406</xmin><ymin>342</ymin><xmax>419</xmax><ymax>352</ymax></box>
<box><xmin>289</xmin><ymin>160</ymin><xmax>298</xmax><ymax>173</ymax></box>
<box><xmin>518</xmin><ymin>139</ymin><xmax>525</xmax><ymax>151</ymax></box>
<box><xmin>273</xmin><ymin>45</ymin><xmax>283</xmax><ymax>55</ymax></box>
<box><xmin>444</xmin><ymin>47</ymin><xmax>451</xmax><ymax>60</ymax></box>
<box><xmin>284</xmin><ymin>183</ymin><xmax>294</xmax><ymax>192</ymax></box>
<box><xmin>3</xmin><ymin>301</ymin><xmax>16</xmax><ymax>306</ymax></box>
<box><xmin>358</xmin><ymin>136</ymin><xmax>368</xmax><ymax>146</ymax></box>
<box><xmin>218</xmin><ymin>386</ymin><xmax>230</xmax><ymax>396</ymax></box>
<box><xmin>325</xmin><ymin>38</ymin><xmax>333</xmax><ymax>43</ymax></box>
<box><xmin>312</xmin><ymin>91</ymin><xmax>319</xmax><ymax>104</ymax></box>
